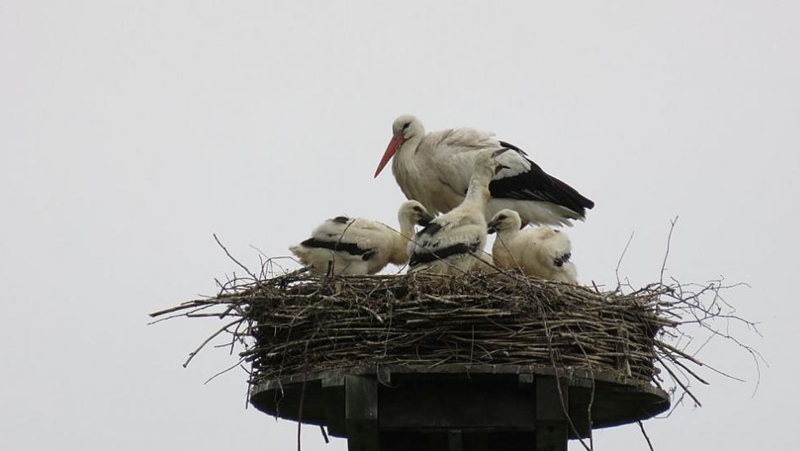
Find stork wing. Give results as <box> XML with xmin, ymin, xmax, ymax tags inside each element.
<box><xmin>490</xmin><ymin>142</ymin><xmax>595</xmax><ymax>217</ymax></box>
<box><xmin>437</xmin><ymin>128</ymin><xmax>497</xmax><ymax>151</ymax></box>
<box><xmin>414</xmin><ymin>212</ymin><xmax>474</xmax><ymax>239</ymax></box>
<box><xmin>409</xmin><ymin>218</ymin><xmax>485</xmax><ymax>268</ymax></box>
<box><xmin>408</xmin><ymin>238</ymin><xmax>482</xmax><ymax>267</ymax></box>
<box><xmin>306</xmin><ymin>217</ymin><xmax>388</xmax><ymax>260</ymax></box>
<box><xmin>530</xmin><ymin>227</ymin><xmax>573</xmax><ymax>266</ymax></box>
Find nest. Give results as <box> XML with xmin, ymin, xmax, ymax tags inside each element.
<box><xmin>152</xmin><ymin>261</ymin><xmax>762</xmax><ymax>407</ymax></box>
<box><xmin>253</xmin><ymin>272</ymin><xmax>669</xmax><ymax>384</ymax></box>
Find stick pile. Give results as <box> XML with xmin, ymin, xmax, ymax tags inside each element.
<box><xmin>154</xmin><ymin>270</ymin><xmax>690</xmax><ymax>388</ymax></box>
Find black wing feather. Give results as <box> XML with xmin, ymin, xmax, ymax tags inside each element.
<box><xmin>409</xmin><ymin>239</ymin><xmax>481</xmax><ymax>267</ymax></box>
<box><xmin>497</xmin><ymin>140</ymin><xmax>527</xmax><ymax>155</ymax></box>
<box><xmin>300</xmin><ymin>238</ymin><xmax>376</xmax><ymax>260</ymax></box>
<box><xmin>490</xmin><ymin>143</ymin><xmax>594</xmax><ymax>217</ymax></box>
<box><xmin>418</xmin><ymin>221</ymin><xmax>443</xmax><ymax>237</ymax></box>
<box><xmin>553</xmin><ymin>252</ymin><xmax>571</xmax><ymax>267</ymax></box>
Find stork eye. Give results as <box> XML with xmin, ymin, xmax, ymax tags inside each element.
<box><xmin>403</xmin><ymin>122</ymin><xmax>411</xmax><ymax>131</ymax></box>
<box><xmin>413</xmin><ymin>206</ymin><xmax>422</xmax><ymax>212</ymax></box>
<box><xmin>498</xmin><ymin>215</ymin><xmax>507</xmax><ymax>220</ymax></box>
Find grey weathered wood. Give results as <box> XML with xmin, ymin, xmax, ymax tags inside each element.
<box><xmin>249</xmin><ymin>364</ymin><xmax>671</xmax><ymax>447</ymax></box>
<box><xmin>251</xmin><ymin>364</ymin><xmax>663</xmax><ymax>395</ymax></box>
<box><xmin>345</xmin><ymin>376</ymin><xmax>379</xmax><ymax>451</ymax></box>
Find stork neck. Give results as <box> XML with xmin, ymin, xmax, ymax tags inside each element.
<box><xmin>393</xmin><ymin>134</ymin><xmax>422</xmax><ymax>164</ymax></box>
<box><xmin>463</xmin><ymin>175</ymin><xmax>492</xmax><ymax>208</ymax></box>
<box><xmin>397</xmin><ymin>215</ymin><xmax>416</xmax><ymax>239</ymax></box>
<box><xmin>496</xmin><ymin>226</ymin><xmax>517</xmax><ymax>241</ymax></box>
<box><xmin>388</xmin><ymin>214</ymin><xmax>417</xmax><ymax>265</ymax></box>
<box><xmin>391</xmin><ymin>135</ymin><xmax>423</xmax><ymax>185</ymax></box>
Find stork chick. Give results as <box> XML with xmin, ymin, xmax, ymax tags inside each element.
<box><xmin>290</xmin><ymin>201</ymin><xmax>432</xmax><ymax>275</ymax></box>
<box><xmin>488</xmin><ymin>209</ymin><xmax>578</xmax><ymax>283</ymax></box>
<box><xmin>408</xmin><ymin>149</ymin><xmax>504</xmax><ymax>275</ymax></box>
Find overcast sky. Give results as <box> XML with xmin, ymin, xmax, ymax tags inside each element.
<box><xmin>2</xmin><ymin>1</ymin><xmax>798</xmax><ymax>450</ymax></box>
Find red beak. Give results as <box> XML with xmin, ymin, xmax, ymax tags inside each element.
<box><xmin>374</xmin><ymin>134</ymin><xmax>405</xmax><ymax>178</ymax></box>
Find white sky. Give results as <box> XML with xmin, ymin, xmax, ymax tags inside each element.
<box><xmin>2</xmin><ymin>1</ymin><xmax>798</xmax><ymax>450</ymax></box>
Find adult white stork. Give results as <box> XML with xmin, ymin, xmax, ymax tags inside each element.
<box><xmin>374</xmin><ymin>115</ymin><xmax>595</xmax><ymax>226</ymax></box>
<box><xmin>488</xmin><ymin>209</ymin><xmax>578</xmax><ymax>283</ymax></box>
<box><xmin>407</xmin><ymin>149</ymin><xmax>501</xmax><ymax>275</ymax></box>
<box><xmin>290</xmin><ymin>201</ymin><xmax>433</xmax><ymax>275</ymax></box>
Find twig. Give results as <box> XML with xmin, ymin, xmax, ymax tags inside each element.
<box><xmin>183</xmin><ymin>319</ymin><xmax>242</xmax><ymax>368</ymax></box>
<box><xmin>615</xmin><ymin>231</ymin><xmax>635</xmax><ymax>291</ymax></box>
<box><xmin>297</xmin><ymin>380</ymin><xmax>307</xmax><ymax>451</ymax></box>
<box><xmin>638</xmin><ymin>421</ymin><xmax>655</xmax><ymax>451</ymax></box>
<box><xmin>213</xmin><ymin>234</ymin><xmax>261</xmax><ymax>285</ymax></box>
<box><xmin>660</xmin><ymin>217</ymin><xmax>679</xmax><ymax>284</ymax></box>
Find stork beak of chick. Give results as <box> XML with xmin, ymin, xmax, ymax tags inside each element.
<box><xmin>374</xmin><ymin>134</ymin><xmax>405</xmax><ymax>178</ymax></box>
<box><xmin>417</xmin><ymin>212</ymin><xmax>434</xmax><ymax>227</ymax></box>
<box><xmin>492</xmin><ymin>148</ymin><xmax>510</xmax><ymax>158</ymax></box>
<box><xmin>494</xmin><ymin>163</ymin><xmax>510</xmax><ymax>175</ymax></box>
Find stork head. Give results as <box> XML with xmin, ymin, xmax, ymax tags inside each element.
<box><xmin>398</xmin><ymin>200</ymin><xmax>433</xmax><ymax>227</ymax></box>
<box><xmin>374</xmin><ymin>115</ymin><xmax>425</xmax><ymax>178</ymax></box>
<box><xmin>473</xmin><ymin>148</ymin><xmax>509</xmax><ymax>181</ymax></box>
<box><xmin>487</xmin><ymin>209</ymin><xmax>522</xmax><ymax>234</ymax></box>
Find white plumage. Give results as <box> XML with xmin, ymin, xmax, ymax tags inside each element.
<box><xmin>407</xmin><ymin>150</ymin><xmax>500</xmax><ymax>275</ymax></box>
<box><xmin>374</xmin><ymin>115</ymin><xmax>595</xmax><ymax>226</ymax></box>
<box><xmin>488</xmin><ymin>209</ymin><xmax>578</xmax><ymax>283</ymax></box>
<box><xmin>290</xmin><ymin>201</ymin><xmax>432</xmax><ymax>275</ymax></box>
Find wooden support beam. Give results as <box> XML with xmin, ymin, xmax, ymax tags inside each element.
<box><xmin>535</xmin><ymin>376</ymin><xmax>569</xmax><ymax>422</ymax></box>
<box><xmin>535</xmin><ymin>376</ymin><xmax>569</xmax><ymax>451</ymax></box>
<box><xmin>448</xmin><ymin>429</ymin><xmax>463</xmax><ymax>451</ymax></box>
<box><xmin>345</xmin><ymin>375</ymin><xmax>380</xmax><ymax>451</ymax></box>
<box><xmin>535</xmin><ymin>423</ymin><xmax>568</xmax><ymax>451</ymax></box>
<box><xmin>519</xmin><ymin>373</ymin><xmax>535</xmax><ymax>388</ymax></box>
<box><xmin>380</xmin><ymin>380</ymin><xmax>534</xmax><ymax>430</ymax></box>
<box><xmin>322</xmin><ymin>375</ymin><xmax>346</xmax><ymax>437</ymax></box>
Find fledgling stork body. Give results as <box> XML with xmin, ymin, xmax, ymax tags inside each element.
<box><xmin>290</xmin><ymin>201</ymin><xmax>432</xmax><ymax>275</ymax></box>
<box><xmin>488</xmin><ymin>209</ymin><xmax>578</xmax><ymax>284</ymax></box>
<box><xmin>374</xmin><ymin>115</ymin><xmax>595</xmax><ymax>226</ymax></box>
<box><xmin>407</xmin><ymin>150</ymin><xmax>501</xmax><ymax>275</ymax></box>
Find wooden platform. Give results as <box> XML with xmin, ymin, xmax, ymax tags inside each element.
<box><xmin>249</xmin><ymin>364</ymin><xmax>669</xmax><ymax>451</ymax></box>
